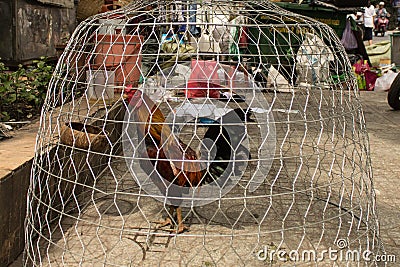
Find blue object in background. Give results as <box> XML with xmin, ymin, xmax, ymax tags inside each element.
<box><xmin>161</xmin><ymin>33</ymin><xmax>184</xmax><ymax>44</ymax></box>
<box><xmin>189</xmin><ymin>3</ymin><xmax>200</xmax><ymax>36</ymax></box>
<box><xmin>198</xmin><ymin>117</ymin><xmax>218</xmax><ymax>125</ymax></box>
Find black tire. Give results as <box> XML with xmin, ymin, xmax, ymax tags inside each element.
<box><xmin>388</xmin><ymin>73</ymin><xmax>400</xmax><ymax>110</ymax></box>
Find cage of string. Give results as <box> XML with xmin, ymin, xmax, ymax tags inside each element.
<box><xmin>24</xmin><ymin>0</ymin><xmax>384</xmax><ymax>266</ymax></box>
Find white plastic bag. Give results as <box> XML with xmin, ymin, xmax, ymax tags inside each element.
<box><xmin>296</xmin><ymin>33</ymin><xmax>334</xmax><ymax>85</ymax></box>
<box><xmin>374</xmin><ymin>70</ymin><xmax>398</xmax><ymax>92</ymax></box>
<box><xmin>267</xmin><ymin>66</ymin><xmax>291</xmax><ymax>93</ymax></box>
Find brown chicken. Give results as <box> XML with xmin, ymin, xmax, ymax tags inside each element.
<box><xmin>125</xmin><ymin>88</ymin><xmax>206</xmax><ymax>233</ymax></box>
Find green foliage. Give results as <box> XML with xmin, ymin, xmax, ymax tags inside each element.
<box><xmin>0</xmin><ymin>57</ymin><xmax>54</xmax><ymax>121</ymax></box>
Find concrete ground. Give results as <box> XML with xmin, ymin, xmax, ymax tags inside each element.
<box><xmin>352</xmin><ymin>30</ymin><xmax>399</xmax><ymax>263</ymax></box>
<box><xmin>371</xmin><ymin>31</ymin><xmax>393</xmax><ymax>45</ymax></box>
<box><xmin>359</xmin><ymin>91</ymin><xmax>400</xmax><ymax>264</ymax></box>
<box><xmin>7</xmin><ymin>91</ymin><xmax>398</xmax><ymax>267</ymax></box>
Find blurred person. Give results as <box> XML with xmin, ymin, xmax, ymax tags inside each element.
<box><xmin>393</xmin><ymin>0</ymin><xmax>400</xmax><ymax>29</ymax></box>
<box><xmin>364</xmin><ymin>1</ymin><xmax>376</xmax><ymax>45</ymax></box>
<box><xmin>356</xmin><ymin>11</ymin><xmax>363</xmax><ymax>23</ymax></box>
<box><xmin>375</xmin><ymin>1</ymin><xmax>390</xmax><ymax>28</ymax></box>
<box><xmin>354</xmin><ymin>11</ymin><xmax>365</xmax><ymax>38</ymax></box>
<box><xmin>356</xmin><ymin>11</ymin><xmax>364</xmax><ymax>26</ymax></box>
<box><xmin>397</xmin><ymin>8</ymin><xmax>400</xmax><ymax>29</ymax></box>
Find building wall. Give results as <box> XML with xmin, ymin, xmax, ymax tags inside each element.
<box><xmin>0</xmin><ymin>0</ymin><xmax>76</xmax><ymax>64</ymax></box>
<box><xmin>0</xmin><ymin>1</ymin><xmax>13</xmax><ymax>61</ymax></box>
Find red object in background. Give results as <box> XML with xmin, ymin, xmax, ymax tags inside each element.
<box><xmin>101</xmin><ymin>4</ymin><xmax>122</xmax><ymax>13</ymax></box>
<box><xmin>101</xmin><ymin>0</ymin><xmax>122</xmax><ymax>12</ymax></box>
<box><xmin>185</xmin><ymin>59</ymin><xmax>250</xmax><ymax>98</ymax></box>
<box><xmin>353</xmin><ymin>59</ymin><xmax>377</xmax><ymax>91</ymax></box>
<box><xmin>238</xmin><ymin>27</ymin><xmax>248</xmax><ymax>49</ymax></box>
<box><xmin>365</xmin><ymin>70</ymin><xmax>378</xmax><ymax>91</ymax></box>
<box><xmin>94</xmin><ymin>34</ymin><xmax>144</xmax><ymax>86</ymax></box>
<box><xmin>186</xmin><ymin>81</ymin><xmax>223</xmax><ymax>98</ymax></box>
<box><xmin>353</xmin><ymin>60</ymin><xmax>370</xmax><ymax>74</ymax></box>
<box><xmin>186</xmin><ymin>60</ymin><xmax>221</xmax><ymax>98</ymax></box>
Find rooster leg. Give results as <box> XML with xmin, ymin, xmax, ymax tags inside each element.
<box><xmin>176</xmin><ymin>207</ymin><xmax>189</xmax><ymax>233</ymax></box>
<box><xmin>153</xmin><ymin>206</ymin><xmax>174</xmax><ymax>229</ymax></box>
<box><xmin>155</xmin><ymin>217</ymin><xmax>173</xmax><ymax>228</ymax></box>
<box><xmin>153</xmin><ymin>206</ymin><xmax>188</xmax><ymax>233</ymax></box>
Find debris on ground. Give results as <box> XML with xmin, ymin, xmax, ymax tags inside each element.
<box><xmin>0</xmin><ymin>123</ymin><xmax>12</xmax><ymax>140</ymax></box>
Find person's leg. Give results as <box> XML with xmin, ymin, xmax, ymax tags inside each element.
<box><xmin>364</xmin><ymin>27</ymin><xmax>372</xmax><ymax>46</ymax></box>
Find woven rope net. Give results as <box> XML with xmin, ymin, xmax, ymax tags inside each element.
<box><xmin>25</xmin><ymin>0</ymin><xmax>384</xmax><ymax>266</ymax></box>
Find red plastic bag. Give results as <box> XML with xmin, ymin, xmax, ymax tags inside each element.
<box><xmin>364</xmin><ymin>70</ymin><xmax>378</xmax><ymax>91</ymax></box>
<box><xmin>353</xmin><ymin>60</ymin><xmax>370</xmax><ymax>74</ymax></box>
<box><xmin>186</xmin><ymin>60</ymin><xmax>222</xmax><ymax>98</ymax></box>
<box><xmin>353</xmin><ymin>59</ymin><xmax>376</xmax><ymax>91</ymax></box>
<box><xmin>185</xmin><ymin>59</ymin><xmax>250</xmax><ymax>98</ymax></box>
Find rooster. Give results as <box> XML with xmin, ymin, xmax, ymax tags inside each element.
<box><xmin>202</xmin><ymin>108</ymin><xmax>254</xmax><ymax>181</ymax></box>
<box><xmin>124</xmin><ymin>88</ymin><xmax>252</xmax><ymax>233</ymax></box>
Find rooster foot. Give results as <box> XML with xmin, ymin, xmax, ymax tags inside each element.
<box><xmin>176</xmin><ymin>224</ymin><xmax>189</xmax><ymax>234</ymax></box>
<box><xmin>159</xmin><ymin>224</ymin><xmax>189</xmax><ymax>234</ymax></box>
<box><xmin>152</xmin><ymin>219</ymin><xmax>189</xmax><ymax>234</ymax></box>
<box><xmin>153</xmin><ymin>218</ymin><xmax>173</xmax><ymax>229</ymax></box>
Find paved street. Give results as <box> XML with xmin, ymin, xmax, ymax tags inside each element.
<box><xmin>362</xmin><ymin>31</ymin><xmax>399</xmax><ymax>264</ymax></box>
<box><xmin>359</xmin><ymin>91</ymin><xmax>400</xmax><ymax>265</ymax></box>
<box><xmin>373</xmin><ymin>30</ymin><xmax>392</xmax><ymax>44</ymax></box>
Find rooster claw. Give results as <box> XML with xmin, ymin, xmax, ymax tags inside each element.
<box><xmin>159</xmin><ymin>224</ymin><xmax>189</xmax><ymax>234</ymax></box>
<box><xmin>151</xmin><ymin>218</ymin><xmax>189</xmax><ymax>234</ymax></box>
<box><xmin>176</xmin><ymin>225</ymin><xmax>189</xmax><ymax>234</ymax></box>
<box><xmin>152</xmin><ymin>218</ymin><xmax>173</xmax><ymax>229</ymax></box>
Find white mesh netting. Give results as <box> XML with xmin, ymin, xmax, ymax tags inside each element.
<box><xmin>25</xmin><ymin>1</ymin><xmax>384</xmax><ymax>266</ymax></box>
